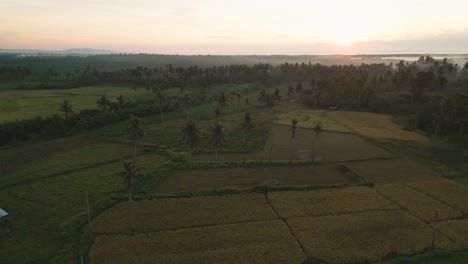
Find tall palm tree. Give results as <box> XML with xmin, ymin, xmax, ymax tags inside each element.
<box><xmin>290</xmin><ymin>118</ymin><xmax>298</xmax><ymax>138</ymax></box>
<box><xmin>117</xmin><ymin>95</ymin><xmax>126</xmax><ymax>109</ymax></box>
<box><xmin>97</xmin><ymin>95</ymin><xmax>111</xmax><ymax>111</ymax></box>
<box><xmin>157</xmin><ymin>89</ymin><xmax>169</xmax><ymax>126</ymax></box>
<box><xmin>58</xmin><ymin>100</ymin><xmax>73</xmax><ymax>120</ymax></box>
<box><xmin>181</xmin><ymin>118</ymin><xmax>200</xmax><ymax>169</ymax></box>
<box><xmin>240</xmin><ymin>112</ymin><xmax>255</xmax><ymax>161</ymax></box>
<box><xmin>128</xmin><ymin>115</ymin><xmax>144</xmax><ymax>162</ymax></box>
<box><xmin>210</xmin><ymin>121</ymin><xmax>226</xmax><ymax>163</ymax></box>
<box><xmin>120</xmin><ymin>160</ymin><xmax>142</xmax><ymax>201</ymax></box>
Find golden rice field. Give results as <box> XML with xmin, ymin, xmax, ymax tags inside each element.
<box><xmin>344</xmin><ymin>159</ymin><xmax>440</xmax><ymax>184</ymax></box>
<box><xmin>277</xmin><ymin>109</ymin><xmax>428</xmax><ymax>142</ymax></box>
<box><xmin>437</xmin><ymin>219</ymin><xmax>468</xmax><ymax>249</ymax></box>
<box><xmin>267</xmin><ymin>187</ymin><xmax>398</xmax><ymax>218</ymax></box>
<box><xmin>287</xmin><ymin>210</ymin><xmax>461</xmax><ymax>264</ymax></box>
<box><xmin>408</xmin><ymin>179</ymin><xmax>468</xmax><ymax>214</ymax></box>
<box><xmin>92</xmin><ymin>193</ymin><xmax>276</xmax><ymax>234</ymax></box>
<box><xmin>375</xmin><ymin>184</ymin><xmax>463</xmax><ymax>223</ymax></box>
<box><xmin>328</xmin><ymin>110</ymin><xmax>429</xmax><ymax>142</ymax></box>
<box><xmin>90</xmin><ymin>220</ymin><xmax>306</xmax><ymax>264</ymax></box>
<box><xmin>277</xmin><ymin>110</ymin><xmax>352</xmax><ymax>133</ymax></box>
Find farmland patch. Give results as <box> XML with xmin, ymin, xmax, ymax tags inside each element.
<box><xmin>90</xmin><ymin>220</ymin><xmax>306</xmax><ymax>264</ymax></box>
<box><xmin>267</xmin><ymin>186</ymin><xmax>398</xmax><ymax>218</ymax></box>
<box><xmin>288</xmin><ymin>210</ymin><xmax>460</xmax><ymax>264</ymax></box>
<box><xmin>408</xmin><ymin>179</ymin><xmax>468</xmax><ymax>213</ymax></box>
<box><xmin>156</xmin><ymin>164</ymin><xmax>352</xmax><ymax>194</ymax></box>
<box><xmin>376</xmin><ymin>184</ymin><xmax>463</xmax><ymax>222</ymax></box>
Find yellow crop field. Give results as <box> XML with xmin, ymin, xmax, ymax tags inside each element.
<box><xmin>328</xmin><ymin>111</ymin><xmax>429</xmax><ymax>142</ymax></box>
<box><xmin>376</xmin><ymin>184</ymin><xmax>463</xmax><ymax>223</ymax></box>
<box><xmin>288</xmin><ymin>210</ymin><xmax>461</xmax><ymax>264</ymax></box>
<box><xmin>277</xmin><ymin>109</ymin><xmax>352</xmax><ymax>133</ymax></box>
<box><xmin>92</xmin><ymin>193</ymin><xmax>276</xmax><ymax>234</ymax></box>
<box><xmin>437</xmin><ymin>219</ymin><xmax>468</xmax><ymax>249</ymax></box>
<box><xmin>408</xmin><ymin>179</ymin><xmax>468</xmax><ymax>214</ymax></box>
<box><xmin>267</xmin><ymin>187</ymin><xmax>398</xmax><ymax>218</ymax></box>
<box><xmin>277</xmin><ymin>109</ymin><xmax>428</xmax><ymax>142</ymax></box>
<box><xmin>90</xmin><ymin>220</ymin><xmax>306</xmax><ymax>264</ymax></box>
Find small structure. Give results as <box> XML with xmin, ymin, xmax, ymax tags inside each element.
<box><xmin>0</xmin><ymin>208</ymin><xmax>8</xmax><ymax>218</ymax></box>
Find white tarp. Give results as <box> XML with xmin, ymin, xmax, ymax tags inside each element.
<box><xmin>0</xmin><ymin>208</ymin><xmax>8</xmax><ymax>218</ymax></box>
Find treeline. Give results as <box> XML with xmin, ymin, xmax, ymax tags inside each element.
<box><xmin>1</xmin><ymin>58</ymin><xmax>468</xmax><ymax>145</ymax></box>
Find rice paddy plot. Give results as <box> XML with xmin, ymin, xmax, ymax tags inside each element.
<box><xmin>267</xmin><ymin>187</ymin><xmax>398</xmax><ymax>218</ymax></box>
<box><xmin>344</xmin><ymin>159</ymin><xmax>441</xmax><ymax>184</ymax></box>
<box><xmin>0</xmin><ymin>141</ymin><xmax>134</xmax><ymax>188</ymax></box>
<box><xmin>156</xmin><ymin>164</ymin><xmax>352</xmax><ymax>194</ymax></box>
<box><xmin>328</xmin><ymin>111</ymin><xmax>429</xmax><ymax>142</ymax></box>
<box><xmin>376</xmin><ymin>184</ymin><xmax>463</xmax><ymax>223</ymax></box>
<box><xmin>277</xmin><ymin>109</ymin><xmax>352</xmax><ymax>133</ymax></box>
<box><xmin>256</xmin><ymin>126</ymin><xmax>394</xmax><ymax>162</ymax></box>
<box><xmin>408</xmin><ymin>179</ymin><xmax>468</xmax><ymax>214</ymax></box>
<box><xmin>288</xmin><ymin>210</ymin><xmax>461</xmax><ymax>264</ymax></box>
<box><xmin>437</xmin><ymin>219</ymin><xmax>468</xmax><ymax>249</ymax></box>
<box><xmin>92</xmin><ymin>193</ymin><xmax>276</xmax><ymax>234</ymax></box>
<box><xmin>90</xmin><ymin>220</ymin><xmax>306</xmax><ymax>264</ymax></box>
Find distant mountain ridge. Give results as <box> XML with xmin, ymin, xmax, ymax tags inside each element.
<box><xmin>0</xmin><ymin>48</ymin><xmax>117</xmax><ymax>55</ymax></box>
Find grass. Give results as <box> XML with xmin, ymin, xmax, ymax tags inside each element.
<box><xmin>0</xmin><ymin>86</ymin><xmax>146</xmax><ymax>122</ymax></box>
<box><xmin>90</xmin><ymin>220</ymin><xmax>306</xmax><ymax>264</ymax></box>
<box><xmin>267</xmin><ymin>187</ymin><xmax>398</xmax><ymax>218</ymax></box>
<box><xmin>371</xmin><ymin>137</ymin><xmax>468</xmax><ymax>186</ymax></box>
<box><xmin>0</xmin><ymin>140</ymin><xmax>134</xmax><ymax>188</ymax></box>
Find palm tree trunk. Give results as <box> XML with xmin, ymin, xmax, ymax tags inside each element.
<box><xmin>460</xmin><ymin>123</ymin><xmax>464</xmax><ymax>137</ymax></box>
<box><xmin>128</xmin><ymin>176</ymin><xmax>132</xmax><ymax>201</ymax></box>
<box><xmin>160</xmin><ymin>105</ymin><xmax>165</xmax><ymax>127</ymax></box>
<box><xmin>434</xmin><ymin>120</ymin><xmax>440</xmax><ymax>137</ymax></box>
<box><xmin>133</xmin><ymin>141</ymin><xmax>137</xmax><ymax>164</ymax></box>
<box><xmin>189</xmin><ymin>149</ymin><xmax>193</xmax><ymax>170</ymax></box>
<box><xmin>242</xmin><ymin>129</ymin><xmax>246</xmax><ymax>162</ymax></box>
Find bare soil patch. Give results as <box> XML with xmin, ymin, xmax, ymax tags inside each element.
<box><xmin>344</xmin><ymin>159</ymin><xmax>441</xmax><ymax>184</ymax></box>
<box><xmin>156</xmin><ymin>164</ymin><xmax>352</xmax><ymax>194</ymax></box>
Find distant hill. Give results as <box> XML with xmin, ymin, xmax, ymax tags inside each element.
<box><xmin>0</xmin><ymin>48</ymin><xmax>117</xmax><ymax>55</ymax></box>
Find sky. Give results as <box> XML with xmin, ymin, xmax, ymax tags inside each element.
<box><xmin>1</xmin><ymin>0</ymin><xmax>468</xmax><ymax>55</ymax></box>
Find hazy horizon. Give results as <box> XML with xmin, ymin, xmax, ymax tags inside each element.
<box><xmin>1</xmin><ymin>0</ymin><xmax>468</xmax><ymax>55</ymax></box>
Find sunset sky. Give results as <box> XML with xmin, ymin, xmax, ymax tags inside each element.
<box><xmin>1</xmin><ymin>0</ymin><xmax>468</xmax><ymax>54</ymax></box>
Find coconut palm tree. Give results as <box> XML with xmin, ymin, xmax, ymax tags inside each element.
<box><xmin>181</xmin><ymin>118</ymin><xmax>200</xmax><ymax>169</ymax></box>
<box><xmin>210</xmin><ymin>121</ymin><xmax>226</xmax><ymax>163</ymax></box>
<box><xmin>58</xmin><ymin>100</ymin><xmax>73</xmax><ymax>120</ymax></box>
<box><xmin>290</xmin><ymin>118</ymin><xmax>298</xmax><ymax>138</ymax></box>
<box><xmin>157</xmin><ymin>89</ymin><xmax>169</xmax><ymax>126</ymax></box>
<box><xmin>313</xmin><ymin>121</ymin><xmax>322</xmax><ymax>136</ymax></box>
<box><xmin>117</xmin><ymin>95</ymin><xmax>126</xmax><ymax>109</ymax></box>
<box><xmin>97</xmin><ymin>95</ymin><xmax>111</xmax><ymax>111</ymax></box>
<box><xmin>128</xmin><ymin>114</ymin><xmax>144</xmax><ymax>162</ymax></box>
<box><xmin>120</xmin><ymin>160</ymin><xmax>142</xmax><ymax>201</ymax></box>
<box><xmin>240</xmin><ymin>112</ymin><xmax>255</xmax><ymax>161</ymax></box>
